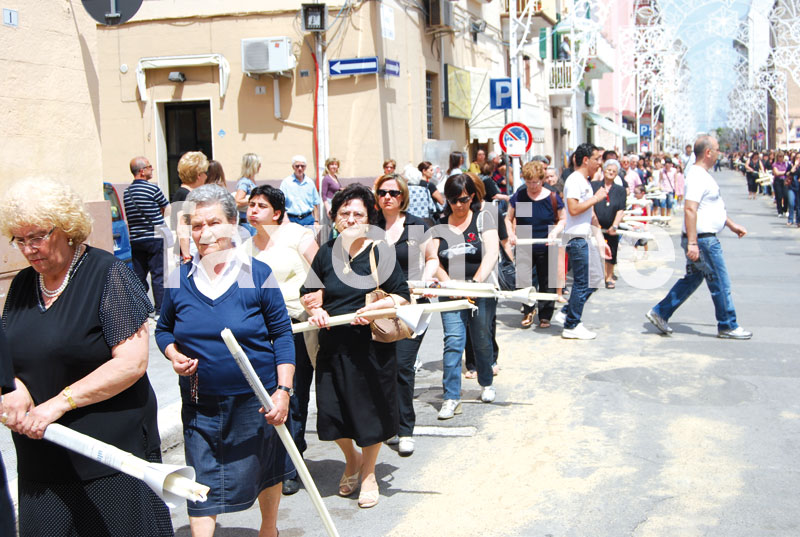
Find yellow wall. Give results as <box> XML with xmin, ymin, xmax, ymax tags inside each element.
<box><xmin>97</xmin><ymin>1</ymin><xmax>503</xmax><ymax>185</ymax></box>
<box><xmin>0</xmin><ymin>0</ymin><xmax>103</xmax><ymax>202</ymax></box>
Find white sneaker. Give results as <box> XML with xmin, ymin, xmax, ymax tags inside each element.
<box><xmin>561</xmin><ymin>323</ymin><xmax>597</xmax><ymax>340</ymax></box>
<box><xmin>384</xmin><ymin>435</ymin><xmax>399</xmax><ymax>445</ymax></box>
<box><xmin>480</xmin><ymin>386</ymin><xmax>496</xmax><ymax>403</ymax></box>
<box><xmin>554</xmin><ymin>310</ymin><xmax>567</xmax><ymax>325</ymax></box>
<box><xmin>717</xmin><ymin>326</ymin><xmax>753</xmax><ymax>340</ymax></box>
<box><xmin>437</xmin><ymin>399</ymin><xmax>462</xmax><ymax>420</ymax></box>
<box><xmin>645</xmin><ymin>308</ymin><xmax>673</xmax><ymax>335</ymax></box>
<box><xmin>398</xmin><ymin>437</ymin><xmax>415</xmax><ymax>455</ymax></box>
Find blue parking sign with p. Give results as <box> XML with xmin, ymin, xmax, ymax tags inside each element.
<box><xmin>490</xmin><ymin>78</ymin><xmax>521</xmax><ymax>110</ymax></box>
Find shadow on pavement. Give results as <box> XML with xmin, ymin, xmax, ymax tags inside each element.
<box><xmin>641</xmin><ymin>321</ymin><xmax>719</xmax><ymax>338</ymax></box>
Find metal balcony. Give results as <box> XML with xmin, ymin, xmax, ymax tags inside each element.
<box><xmin>503</xmin><ymin>0</ymin><xmax>543</xmax><ymax>14</ymax></box>
<box><xmin>549</xmin><ymin>60</ymin><xmax>573</xmax><ymax>91</ymax></box>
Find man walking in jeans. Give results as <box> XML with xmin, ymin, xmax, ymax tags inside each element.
<box><xmin>123</xmin><ymin>156</ymin><xmax>169</xmax><ymax>315</ymax></box>
<box><xmin>646</xmin><ymin>135</ymin><xmax>752</xmax><ymax>339</ymax></box>
<box><xmin>556</xmin><ymin>143</ymin><xmax>611</xmax><ymax>340</ymax></box>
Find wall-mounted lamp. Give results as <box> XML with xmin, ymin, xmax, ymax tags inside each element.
<box><xmin>470</xmin><ymin>19</ymin><xmax>487</xmax><ymax>43</ymax></box>
<box><xmin>168</xmin><ymin>71</ymin><xmax>186</xmax><ymax>83</ymax></box>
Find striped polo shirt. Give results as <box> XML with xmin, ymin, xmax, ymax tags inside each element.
<box><xmin>123</xmin><ymin>180</ymin><xmax>169</xmax><ymax>241</ymax></box>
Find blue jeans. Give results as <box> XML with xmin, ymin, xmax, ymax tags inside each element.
<box><xmin>652</xmin><ymin>235</ymin><xmax>738</xmax><ymax>331</ymax></box>
<box><xmin>441</xmin><ymin>297</ymin><xmax>494</xmax><ymax>400</ymax></box>
<box><xmin>289</xmin><ymin>212</ymin><xmax>315</xmax><ymax>227</ymax></box>
<box><xmin>788</xmin><ymin>189</ymin><xmax>799</xmax><ymax>224</ymax></box>
<box><xmin>562</xmin><ymin>238</ymin><xmax>595</xmax><ymax>329</ymax></box>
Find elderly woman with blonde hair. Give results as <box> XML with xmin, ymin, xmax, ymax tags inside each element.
<box><xmin>0</xmin><ymin>178</ymin><xmax>172</xmax><ymax>536</ymax></box>
<box><xmin>173</xmin><ymin>151</ymin><xmax>209</xmax><ymax>202</ymax></box>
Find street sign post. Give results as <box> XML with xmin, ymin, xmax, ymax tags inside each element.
<box><xmin>498</xmin><ymin>122</ymin><xmax>533</xmax><ymax>192</ymax></box>
<box><xmin>639</xmin><ymin>124</ymin><xmax>651</xmax><ymax>139</ymax></box>
<box><xmin>384</xmin><ymin>59</ymin><xmax>400</xmax><ymax>77</ymax></box>
<box><xmin>489</xmin><ymin>78</ymin><xmax>521</xmax><ymax>110</ymax></box>
<box><xmin>329</xmin><ymin>57</ymin><xmax>379</xmax><ymax>76</ymax></box>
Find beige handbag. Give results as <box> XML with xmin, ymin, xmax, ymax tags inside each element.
<box><xmin>365</xmin><ymin>244</ymin><xmax>413</xmax><ymax>343</ymax></box>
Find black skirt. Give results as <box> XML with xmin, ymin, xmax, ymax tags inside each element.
<box><xmin>315</xmin><ymin>325</ymin><xmax>399</xmax><ymax>447</ymax></box>
<box><xmin>18</xmin><ymin>460</ymin><xmax>173</xmax><ymax>537</ymax></box>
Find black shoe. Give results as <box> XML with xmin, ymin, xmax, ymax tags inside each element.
<box><xmin>282</xmin><ymin>477</ymin><xmax>301</xmax><ymax>496</ymax></box>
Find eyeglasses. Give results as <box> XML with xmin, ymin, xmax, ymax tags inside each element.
<box><xmin>448</xmin><ymin>195</ymin><xmax>472</xmax><ymax>205</ymax></box>
<box><xmin>377</xmin><ymin>189</ymin><xmax>402</xmax><ymax>198</ymax></box>
<box><xmin>294</xmin><ymin>164</ymin><xmax>306</xmax><ymax>169</ymax></box>
<box><xmin>10</xmin><ymin>227</ymin><xmax>56</xmax><ymax>250</ymax></box>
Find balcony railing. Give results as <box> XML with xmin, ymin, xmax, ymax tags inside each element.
<box><xmin>504</xmin><ymin>0</ymin><xmax>543</xmax><ymax>14</ymax></box>
<box><xmin>549</xmin><ymin>60</ymin><xmax>573</xmax><ymax>91</ymax></box>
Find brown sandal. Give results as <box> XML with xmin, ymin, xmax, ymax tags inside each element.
<box><xmin>539</xmin><ymin>319</ymin><xmax>551</xmax><ymax>329</ymax></box>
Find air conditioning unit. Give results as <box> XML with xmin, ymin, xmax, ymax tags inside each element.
<box><xmin>428</xmin><ymin>0</ymin><xmax>454</xmax><ymax>28</ymax></box>
<box><xmin>241</xmin><ymin>37</ymin><xmax>296</xmax><ymax>75</ymax></box>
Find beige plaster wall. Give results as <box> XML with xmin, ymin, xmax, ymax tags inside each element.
<box><xmin>0</xmin><ymin>0</ymin><xmax>103</xmax><ymax>202</ymax></box>
<box><xmin>97</xmin><ymin>1</ymin><xmax>502</xmax><ymax>185</ymax></box>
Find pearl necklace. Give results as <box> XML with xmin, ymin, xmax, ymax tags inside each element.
<box><xmin>39</xmin><ymin>246</ymin><xmax>82</xmax><ymax>299</ymax></box>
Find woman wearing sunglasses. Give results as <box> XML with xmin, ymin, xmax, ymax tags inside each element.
<box><xmin>433</xmin><ymin>174</ymin><xmax>500</xmax><ymax>420</ymax></box>
<box><xmin>374</xmin><ymin>174</ymin><xmax>439</xmax><ymax>456</ymax></box>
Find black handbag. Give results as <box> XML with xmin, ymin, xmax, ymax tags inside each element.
<box><xmin>497</xmin><ymin>247</ymin><xmax>517</xmax><ymax>291</ymax></box>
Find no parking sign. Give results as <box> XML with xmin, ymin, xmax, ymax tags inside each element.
<box><xmin>499</xmin><ymin>122</ymin><xmax>533</xmax><ymax>157</ymax></box>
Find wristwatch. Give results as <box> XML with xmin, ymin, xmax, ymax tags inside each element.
<box><xmin>276</xmin><ymin>385</ymin><xmax>294</xmax><ymax>396</ymax></box>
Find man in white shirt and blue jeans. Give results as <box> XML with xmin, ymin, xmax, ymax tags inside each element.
<box><xmin>557</xmin><ymin>143</ymin><xmax>612</xmax><ymax>340</ymax></box>
<box><xmin>647</xmin><ymin>135</ymin><xmax>752</xmax><ymax>339</ymax></box>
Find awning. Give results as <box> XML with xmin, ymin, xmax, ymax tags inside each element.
<box><xmin>136</xmin><ymin>54</ymin><xmax>230</xmax><ymax>102</ymax></box>
<box><xmin>585</xmin><ymin>111</ymin><xmax>638</xmax><ymax>144</ymax></box>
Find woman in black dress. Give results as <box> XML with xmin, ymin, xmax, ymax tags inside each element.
<box><xmin>375</xmin><ymin>174</ymin><xmax>438</xmax><ymax>456</ymax></box>
<box><xmin>0</xmin><ymin>178</ymin><xmax>172</xmax><ymax>537</ymax></box>
<box><xmin>300</xmin><ymin>184</ymin><xmax>410</xmax><ymax>508</ymax></box>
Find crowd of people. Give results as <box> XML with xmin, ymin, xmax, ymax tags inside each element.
<box><xmin>728</xmin><ymin>148</ymin><xmax>800</xmax><ymax>226</ymax></box>
<box><xmin>0</xmin><ymin>135</ymin><xmax>753</xmax><ymax>536</ymax></box>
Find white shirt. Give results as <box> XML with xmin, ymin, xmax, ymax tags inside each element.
<box><xmin>246</xmin><ymin>224</ymin><xmax>314</xmax><ymax>320</ymax></box>
<box><xmin>188</xmin><ymin>245</ymin><xmax>252</xmax><ymax>301</ymax></box>
<box><xmin>683</xmin><ymin>165</ymin><xmax>727</xmax><ymax>234</ymax></box>
<box><xmin>563</xmin><ymin>170</ymin><xmax>594</xmax><ymax>236</ymax></box>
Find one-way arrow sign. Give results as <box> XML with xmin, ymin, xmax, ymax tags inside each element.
<box><xmin>329</xmin><ymin>57</ymin><xmax>379</xmax><ymax>76</ymax></box>
<box><xmin>385</xmin><ymin>59</ymin><xmax>400</xmax><ymax>77</ymax></box>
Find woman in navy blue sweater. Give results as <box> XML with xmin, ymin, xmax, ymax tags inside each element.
<box><xmin>156</xmin><ymin>185</ymin><xmax>295</xmax><ymax>537</ymax></box>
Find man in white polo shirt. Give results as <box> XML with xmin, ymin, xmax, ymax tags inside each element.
<box><xmin>646</xmin><ymin>135</ymin><xmax>752</xmax><ymax>339</ymax></box>
<box><xmin>556</xmin><ymin>143</ymin><xmax>612</xmax><ymax>340</ymax></box>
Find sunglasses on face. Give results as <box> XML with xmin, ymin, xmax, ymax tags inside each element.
<box><xmin>448</xmin><ymin>195</ymin><xmax>472</xmax><ymax>205</ymax></box>
<box><xmin>377</xmin><ymin>189</ymin><xmax>402</xmax><ymax>198</ymax></box>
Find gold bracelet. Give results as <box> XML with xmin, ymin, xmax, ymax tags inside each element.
<box><xmin>62</xmin><ymin>386</ymin><xmax>77</xmax><ymax>410</ymax></box>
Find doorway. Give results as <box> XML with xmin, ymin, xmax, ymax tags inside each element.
<box><xmin>164</xmin><ymin>101</ymin><xmax>212</xmax><ymax>197</ymax></box>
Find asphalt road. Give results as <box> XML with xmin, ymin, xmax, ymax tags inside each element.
<box><xmin>3</xmin><ymin>168</ymin><xmax>800</xmax><ymax>536</ymax></box>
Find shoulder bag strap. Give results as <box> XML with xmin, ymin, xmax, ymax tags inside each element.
<box><xmin>368</xmin><ymin>242</ymin><xmax>381</xmax><ymax>289</ymax></box>
<box><xmin>127</xmin><ymin>187</ymin><xmax>158</xmax><ymax>227</ymax></box>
